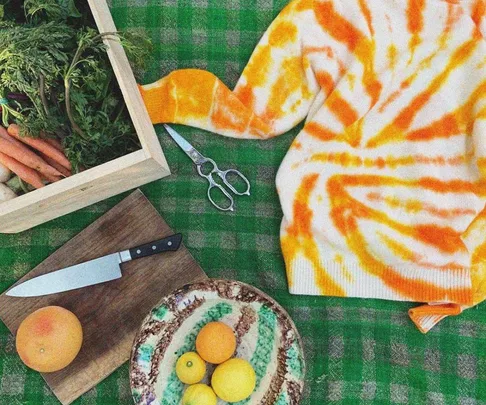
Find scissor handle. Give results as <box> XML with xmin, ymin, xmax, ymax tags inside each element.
<box><xmin>196</xmin><ymin>158</ymin><xmax>235</xmax><ymax>211</ymax></box>
<box><xmin>216</xmin><ymin>169</ymin><xmax>251</xmax><ymax>196</ymax></box>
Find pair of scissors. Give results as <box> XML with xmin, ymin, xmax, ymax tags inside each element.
<box><xmin>163</xmin><ymin>124</ymin><xmax>251</xmax><ymax>212</ymax></box>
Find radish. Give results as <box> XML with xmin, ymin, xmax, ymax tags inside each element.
<box><xmin>0</xmin><ymin>183</ymin><xmax>16</xmax><ymax>201</ymax></box>
<box><xmin>0</xmin><ymin>162</ymin><xmax>11</xmax><ymax>182</ymax></box>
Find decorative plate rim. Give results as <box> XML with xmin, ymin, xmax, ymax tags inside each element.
<box><xmin>129</xmin><ymin>278</ymin><xmax>306</xmax><ymax>404</ymax></box>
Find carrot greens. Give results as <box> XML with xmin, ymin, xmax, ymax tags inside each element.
<box><xmin>0</xmin><ymin>0</ymin><xmax>152</xmax><ymax>173</ymax></box>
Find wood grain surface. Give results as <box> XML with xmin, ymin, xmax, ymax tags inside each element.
<box><xmin>0</xmin><ymin>190</ymin><xmax>208</xmax><ymax>404</ymax></box>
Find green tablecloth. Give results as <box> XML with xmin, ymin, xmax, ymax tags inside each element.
<box><xmin>1</xmin><ymin>1</ymin><xmax>485</xmax><ymax>404</ymax></box>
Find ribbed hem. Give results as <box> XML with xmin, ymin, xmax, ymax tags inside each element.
<box><xmin>288</xmin><ymin>256</ymin><xmax>474</xmax><ymax>306</ymax></box>
<box><xmin>409</xmin><ymin>304</ymin><xmax>462</xmax><ymax>333</ymax></box>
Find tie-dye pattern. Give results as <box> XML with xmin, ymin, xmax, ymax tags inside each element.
<box><xmin>139</xmin><ymin>0</ymin><xmax>486</xmax><ymax>333</ymax></box>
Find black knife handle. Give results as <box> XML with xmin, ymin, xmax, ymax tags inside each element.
<box><xmin>129</xmin><ymin>234</ymin><xmax>182</xmax><ymax>260</ymax></box>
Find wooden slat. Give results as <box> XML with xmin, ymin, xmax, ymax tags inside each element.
<box><xmin>88</xmin><ymin>0</ymin><xmax>168</xmax><ymax>168</ymax></box>
<box><xmin>0</xmin><ymin>151</ymin><xmax>167</xmax><ymax>233</ymax></box>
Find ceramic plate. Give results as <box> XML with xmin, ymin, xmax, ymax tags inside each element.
<box><xmin>130</xmin><ymin>279</ymin><xmax>305</xmax><ymax>405</ymax></box>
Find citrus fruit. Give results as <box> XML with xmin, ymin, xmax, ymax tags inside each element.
<box><xmin>196</xmin><ymin>321</ymin><xmax>236</xmax><ymax>364</ymax></box>
<box><xmin>182</xmin><ymin>384</ymin><xmax>217</xmax><ymax>405</ymax></box>
<box><xmin>211</xmin><ymin>358</ymin><xmax>256</xmax><ymax>402</ymax></box>
<box><xmin>16</xmin><ymin>306</ymin><xmax>83</xmax><ymax>373</ymax></box>
<box><xmin>176</xmin><ymin>352</ymin><xmax>206</xmax><ymax>384</ymax></box>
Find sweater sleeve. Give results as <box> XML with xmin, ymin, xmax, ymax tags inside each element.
<box><xmin>459</xmin><ymin>109</ymin><xmax>486</xmax><ymax>308</ymax></box>
<box><xmin>409</xmin><ymin>116</ymin><xmax>486</xmax><ymax>333</ymax></box>
<box><xmin>139</xmin><ymin>0</ymin><xmax>319</xmax><ymax>139</ymax></box>
<box><xmin>408</xmin><ymin>1</ymin><xmax>486</xmax><ymax>330</ymax></box>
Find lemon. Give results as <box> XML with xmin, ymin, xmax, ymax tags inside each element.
<box><xmin>211</xmin><ymin>358</ymin><xmax>256</xmax><ymax>402</ymax></box>
<box><xmin>182</xmin><ymin>384</ymin><xmax>217</xmax><ymax>405</ymax></box>
<box><xmin>176</xmin><ymin>352</ymin><xmax>206</xmax><ymax>384</ymax></box>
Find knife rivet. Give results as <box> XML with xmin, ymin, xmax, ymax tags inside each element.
<box><xmin>152</xmin><ymin>246</ymin><xmax>156</xmax><ymax>250</ymax></box>
<box><xmin>137</xmin><ymin>249</ymin><xmax>141</xmax><ymax>254</ymax></box>
<box><xmin>168</xmin><ymin>241</ymin><xmax>172</xmax><ymax>246</ymax></box>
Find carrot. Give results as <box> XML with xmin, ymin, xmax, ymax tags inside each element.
<box><xmin>1</xmin><ymin>127</ymin><xmax>65</xmax><ymax>179</ymax></box>
<box><xmin>0</xmin><ymin>151</ymin><xmax>44</xmax><ymax>189</ymax></box>
<box><xmin>0</xmin><ymin>137</ymin><xmax>63</xmax><ymax>178</ymax></box>
<box><xmin>0</xmin><ymin>126</ymin><xmax>13</xmax><ymax>142</ymax></box>
<box><xmin>41</xmin><ymin>173</ymin><xmax>62</xmax><ymax>184</ymax></box>
<box><xmin>39</xmin><ymin>152</ymin><xmax>71</xmax><ymax>177</ymax></box>
<box><xmin>7</xmin><ymin>124</ymin><xmax>72</xmax><ymax>171</ymax></box>
<box><xmin>45</xmin><ymin>138</ymin><xmax>64</xmax><ymax>152</ymax></box>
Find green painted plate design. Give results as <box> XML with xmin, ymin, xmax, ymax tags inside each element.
<box><xmin>130</xmin><ymin>279</ymin><xmax>305</xmax><ymax>405</ymax></box>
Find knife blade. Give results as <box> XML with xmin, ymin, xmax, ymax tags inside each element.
<box><xmin>6</xmin><ymin>233</ymin><xmax>183</xmax><ymax>297</ymax></box>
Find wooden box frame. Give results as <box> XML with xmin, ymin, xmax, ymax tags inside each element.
<box><xmin>0</xmin><ymin>0</ymin><xmax>170</xmax><ymax>234</ymax></box>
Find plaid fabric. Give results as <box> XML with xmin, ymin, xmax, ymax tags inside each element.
<box><xmin>0</xmin><ymin>1</ymin><xmax>485</xmax><ymax>404</ymax></box>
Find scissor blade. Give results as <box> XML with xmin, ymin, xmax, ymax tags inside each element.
<box><xmin>163</xmin><ymin>124</ymin><xmax>198</xmax><ymax>160</ymax></box>
<box><xmin>6</xmin><ymin>254</ymin><xmax>122</xmax><ymax>297</ymax></box>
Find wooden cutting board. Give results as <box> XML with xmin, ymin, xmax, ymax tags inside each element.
<box><xmin>0</xmin><ymin>190</ymin><xmax>208</xmax><ymax>405</ymax></box>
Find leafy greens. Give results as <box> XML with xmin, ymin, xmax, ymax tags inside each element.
<box><xmin>0</xmin><ymin>0</ymin><xmax>152</xmax><ymax>172</ymax></box>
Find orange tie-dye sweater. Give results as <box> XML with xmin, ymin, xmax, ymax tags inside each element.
<box><xmin>139</xmin><ymin>0</ymin><xmax>486</xmax><ymax>333</ymax></box>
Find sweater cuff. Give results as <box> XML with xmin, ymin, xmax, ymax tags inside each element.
<box><xmin>408</xmin><ymin>303</ymin><xmax>462</xmax><ymax>333</ymax></box>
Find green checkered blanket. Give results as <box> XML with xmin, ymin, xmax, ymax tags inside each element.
<box><xmin>0</xmin><ymin>1</ymin><xmax>485</xmax><ymax>404</ymax></box>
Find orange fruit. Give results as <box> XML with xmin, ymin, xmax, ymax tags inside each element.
<box><xmin>196</xmin><ymin>322</ymin><xmax>236</xmax><ymax>364</ymax></box>
<box><xmin>16</xmin><ymin>306</ymin><xmax>83</xmax><ymax>373</ymax></box>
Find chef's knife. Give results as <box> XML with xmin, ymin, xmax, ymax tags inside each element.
<box><xmin>6</xmin><ymin>234</ymin><xmax>183</xmax><ymax>297</ymax></box>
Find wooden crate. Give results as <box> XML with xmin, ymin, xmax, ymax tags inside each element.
<box><xmin>0</xmin><ymin>0</ymin><xmax>170</xmax><ymax>234</ymax></box>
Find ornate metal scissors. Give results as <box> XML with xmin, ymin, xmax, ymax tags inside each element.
<box><xmin>163</xmin><ymin>124</ymin><xmax>251</xmax><ymax>212</ymax></box>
